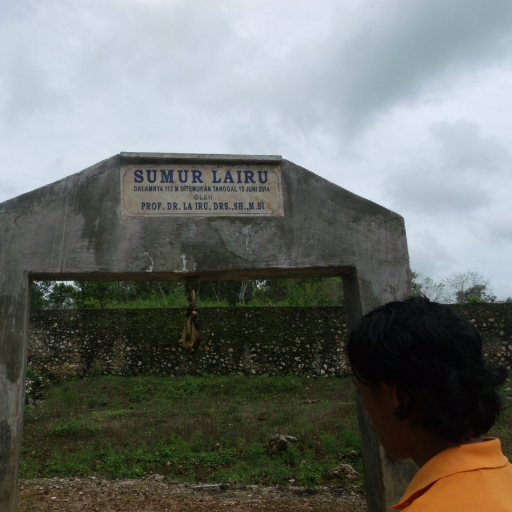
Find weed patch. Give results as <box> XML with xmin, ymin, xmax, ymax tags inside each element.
<box><xmin>22</xmin><ymin>374</ymin><xmax>511</xmax><ymax>488</ymax></box>
<box><xmin>22</xmin><ymin>375</ymin><xmax>362</xmax><ymax>487</ymax></box>
<box><xmin>45</xmin><ymin>419</ymin><xmax>100</xmax><ymax>439</ymax></box>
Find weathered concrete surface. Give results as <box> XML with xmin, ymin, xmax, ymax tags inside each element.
<box><xmin>0</xmin><ymin>153</ymin><xmax>415</xmax><ymax>511</ymax></box>
<box><xmin>0</xmin><ymin>275</ymin><xmax>30</xmax><ymax>512</ymax></box>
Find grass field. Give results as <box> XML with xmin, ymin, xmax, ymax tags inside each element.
<box><xmin>20</xmin><ymin>375</ymin><xmax>364</xmax><ymax>489</ymax></box>
<box><xmin>20</xmin><ymin>373</ymin><xmax>512</xmax><ymax>489</ymax></box>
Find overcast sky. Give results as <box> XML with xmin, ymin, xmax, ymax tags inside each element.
<box><xmin>1</xmin><ymin>0</ymin><xmax>511</xmax><ymax>299</ymax></box>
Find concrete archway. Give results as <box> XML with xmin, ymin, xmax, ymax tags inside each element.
<box><xmin>0</xmin><ymin>153</ymin><xmax>416</xmax><ymax>511</ymax></box>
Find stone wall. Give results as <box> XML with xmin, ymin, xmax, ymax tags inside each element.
<box><xmin>28</xmin><ymin>307</ymin><xmax>348</xmax><ymax>378</ymax></box>
<box><xmin>28</xmin><ymin>304</ymin><xmax>512</xmax><ymax>379</ymax></box>
<box><xmin>451</xmin><ymin>303</ymin><xmax>512</xmax><ymax>370</ymax></box>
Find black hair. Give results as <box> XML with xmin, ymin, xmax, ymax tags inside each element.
<box><xmin>346</xmin><ymin>296</ymin><xmax>507</xmax><ymax>444</ymax></box>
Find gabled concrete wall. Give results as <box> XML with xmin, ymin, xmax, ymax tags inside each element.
<box><xmin>0</xmin><ymin>153</ymin><xmax>415</xmax><ymax>511</ymax></box>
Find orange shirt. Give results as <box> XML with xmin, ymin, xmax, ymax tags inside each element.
<box><xmin>392</xmin><ymin>438</ymin><xmax>512</xmax><ymax>511</ymax></box>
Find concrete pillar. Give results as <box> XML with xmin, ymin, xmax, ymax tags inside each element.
<box><xmin>343</xmin><ymin>269</ymin><xmax>418</xmax><ymax>511</ymax></box>
<box><xmin>0</xmin><ymin>274</ymin><xmax>30</xmax><ymax>512</ymax></box>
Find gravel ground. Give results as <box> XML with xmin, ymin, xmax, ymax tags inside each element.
<box><xmin>18</xmin><ymin>478</ymin><xmax>367</xmax><ymax>511</ymax></box>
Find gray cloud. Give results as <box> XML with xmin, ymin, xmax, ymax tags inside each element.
<box><xmin>429</xmin><ymin>121</ymin><xmax>511</xmax><ymax>174</ymax></box>
<box><xmin>0</xmin><ymin>52</ymin><xmax>63</xmax><ymax>130</ymax></box>
<box><xmin>337</xmin><ymin>0</ymin><xmax>512</xmax><ymax>126</ymax></box>
<box><xmin>0</xmin><ymin>0</ymin><xmax>241</xmax><ymax>129</ymax></box>
<box><xmin>384</xmin><ymin>119</ymin><xmax>509</xmax><ymax>216</ymax></box>
<box><xmin>3</xmin><ymin>0</ymin><xmax>512</xmax><ymax>145</ymax></box>
<box><xmin>485</xmin><ymin>219</ymin><xmax>512</xmax><ymax>243</ymax></box>
<box><xmin>268</xmin><ymin>0</ymin><xmax>512</xmax><ymax>138</ymax></box>
<box><xmin>407</xmin><ymin>232</ymin><xmax>456</xmax><ymax>276</ymax></box>
<box><xmin>386</xmin><ymin>167</ymin><xmax>491</xmax><ymax>214</ymax></box>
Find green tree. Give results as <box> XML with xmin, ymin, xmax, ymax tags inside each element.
<box><xmin>73</xmin><ymin>282</ymin><xmax>126</xmax><ymax>308</ymax></box>
<box><xmin>249</xmin><ymin>277</ymin><xmax>344</xmax><ymax>306</ymax></box>
<box><xmin>411</xmin><ymin>272</ymin><xmax>446</xmax><ymax>302</ymax></box>
<box><xmin>30</xmin><ymin>281</ymin><xmax>52</xmax><ymax>310</ymax></box>
<box><xmin>31</xmin><ymin>281</ymin><xmax>76</xmax><ymax>310</ymax></box>
<box><xmin>34</xmin><ymin>277</ymin><xmax>346</xmax><ymax>310</ymax></box>
<box><xmin>47</xmin><ymin>282</ymin><xmax>76</xmax><ymax>310</ymax></box>
<box><xmin>411</xmin><ymin>271</ymin><xmax>423</xmax><ymax>297</ymax></box>
<box><xmin>443</xmin><ymin>270</ymin><xmax>496</xmax><ymax>304</ymax></box>
<box><xmin>197</xmin><ymin>280</ymin><xmax>251</xmax><ymax>306</ymax></box>
<box><xmin>73</xmin><ymin>281</ymin><xmax>188</xmax><ymax>308</ymax></box>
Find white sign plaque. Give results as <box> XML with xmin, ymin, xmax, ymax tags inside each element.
<box><xmin>121</xmin><ymin>164</ymin><xmax>284</xmax><ymax>216</ymax></box>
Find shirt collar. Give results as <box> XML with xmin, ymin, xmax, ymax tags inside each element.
<box><xmin>392</xmin><ymin>438</ymin><xmax>509</xmax><ymax>510</ymax></box>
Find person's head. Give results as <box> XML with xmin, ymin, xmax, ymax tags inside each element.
<box><xmin>346</xmin><ymin>296</ymin><xmax>507</xmax><ymax>457</ymax></box>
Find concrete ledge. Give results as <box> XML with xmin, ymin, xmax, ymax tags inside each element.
<box><xmin>119</xmin><ymin>152</ymin><xmax>283</xmax><ymax>165</ymax></box>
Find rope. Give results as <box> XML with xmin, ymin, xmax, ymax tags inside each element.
<box><xmin>182</xmin><ymin>280</ymin><xmax>202</xmax><ymax>353</ymax></box>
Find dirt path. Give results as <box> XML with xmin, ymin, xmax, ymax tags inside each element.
<box><xmin>18</xmin><ymin>478</ymin><xmax>367</xmax><ymax>511</ymax></box>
